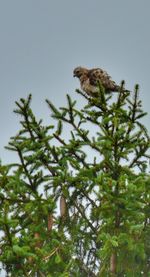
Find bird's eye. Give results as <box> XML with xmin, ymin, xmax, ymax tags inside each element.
<box><xmin>74</xmin><ymin>69</ymin><xmax>80</xmax><ymax>77</ymax></box>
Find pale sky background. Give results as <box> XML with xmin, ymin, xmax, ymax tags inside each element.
<box><xmin>0</xmin><ymin>0</ymin><xmax>150</xmax><ymax>164</ymax></box>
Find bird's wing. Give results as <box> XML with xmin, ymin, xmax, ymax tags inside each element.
<box><xmin>87</xmin><ymin>68</ymin><xmax>110</xmax><ymax>85</ymax></box>
<box><xmin>88</xmin><ymin>68</ymin><xmax>119</xmax><ymax>91</ymax></box>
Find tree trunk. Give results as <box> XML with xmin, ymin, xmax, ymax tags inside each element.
<box><xmin>110</xmin><ymin>252</ymin><xmax>117</xmax><ymax>274</ymax></box>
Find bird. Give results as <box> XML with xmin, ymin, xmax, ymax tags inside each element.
<box><xmin>73</xmin><ymin>66</ymin><xmax>123</xmax><ymax>96</ymax></box>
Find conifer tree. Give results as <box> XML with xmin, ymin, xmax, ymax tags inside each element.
<box><xmin>0</xmin><ymin>84</ymin><xmax>150</xmax><ymax>276</ymax></box>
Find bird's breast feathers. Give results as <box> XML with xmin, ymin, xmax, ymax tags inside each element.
<box><xmin>81</xmin><ymin>78</ymin><xmax>99</xmax><ymax>95</ymax></box>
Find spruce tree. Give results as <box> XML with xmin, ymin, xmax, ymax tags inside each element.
<box><xmin>0</xmin><ymin>84</ymin><xmax>150</xmax><ymax>276</ymax></box>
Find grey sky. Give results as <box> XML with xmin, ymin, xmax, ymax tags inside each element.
<box><xmin>0</xmin><ymin>0</ymin><xmax>150</xmax><ymax>164</ymax></box>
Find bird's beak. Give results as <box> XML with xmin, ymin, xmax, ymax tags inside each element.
<box><xmin>73</xmin><ymin>73</ymin><xmax>76</xmax><ymax>77</ymax></box>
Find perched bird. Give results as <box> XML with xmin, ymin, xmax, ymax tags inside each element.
<box><xmin>73</xmin><ymin>66</ymin><xmax>122</xmax><ymax>96</ymax></box>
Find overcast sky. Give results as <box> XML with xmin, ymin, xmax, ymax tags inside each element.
<box><xmin>0</xmin><ymin>0</ymin><xmax>150</xmax><ymax>164</ymax></box>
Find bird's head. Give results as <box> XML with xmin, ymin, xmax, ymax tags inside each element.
<box><xmin>73</xmin><ymin>67</ymin><xmax>88</xmax><ymax>78</ymax></box>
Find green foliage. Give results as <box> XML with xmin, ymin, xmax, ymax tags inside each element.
<box><xmin>0</xmin><ymin>86</ymin><xmax>150</xmax><ymax>276</ymax></box>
